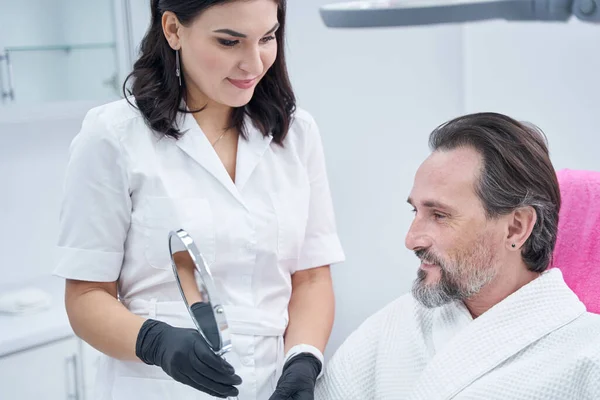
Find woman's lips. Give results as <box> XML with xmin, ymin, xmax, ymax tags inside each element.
<box><xmin>227</xmin><ymin>78</ymin><xmax>256</xmax><ymax>89</ymax></box>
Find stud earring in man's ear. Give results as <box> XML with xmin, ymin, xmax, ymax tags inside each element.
<box><xmin>511</xmin><ymin>243</ymin><xmax>516</xmax><ymax>248</ymax></box>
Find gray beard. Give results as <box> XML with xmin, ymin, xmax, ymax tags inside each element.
<box><xmin>412</xmin><ymin>255</ymin><xmax>497</xmax><ymax>308</ymax></box>
<box><xmin>412</xmin><ymin>268</ymin><xmax>464</xmax><ymax>308</ymax></box>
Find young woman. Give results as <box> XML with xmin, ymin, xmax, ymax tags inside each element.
<box><xmin>54</xmin><ymin>1</ymin><xmax>345</xmax><ymax>399</ymax></box>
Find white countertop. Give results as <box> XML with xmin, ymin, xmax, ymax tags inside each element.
<box><xmin>0</xmin><ymin>275</ymin><xmax>74</xmax><ymax>357</ymax></box>
<box><xmin>0</xmin><ymin>99</ymin><xmax>105</xmax><ymax>125</ymax></box>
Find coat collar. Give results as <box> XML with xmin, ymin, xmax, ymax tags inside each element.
<box><xmin>409</xmin><ymin>268</ymin><xmax>586</xmax><ymax>400</ymax></box>
<box><xmin>235</xmin><ymin>118</ymin><xmax>273</xmax><ymax>191</ymax></box>
<box><xmin>174</xmin><ymin>107</ymin><xmax>273</xmax><ymax>208</ymax></box>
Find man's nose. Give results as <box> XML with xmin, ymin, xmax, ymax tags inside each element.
<box><xmin>405</xmin><ymin>219</ymin><xmax>432</xmax><ymax>251</ymax></box>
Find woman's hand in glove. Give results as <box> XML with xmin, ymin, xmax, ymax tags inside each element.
<box><xmin>190</xmin><ymin>302</ymin><xmax>221</xmax><ymax>350</ymax></box>
<box><xmin>269</xmin><ymin>353</ymin><xmax>322</xmax><ymax>400</ymax></box>
<box><xmin>135</xmin><ymin>319</ymin><xmax>242</xmax><ymax>398</ymax></box>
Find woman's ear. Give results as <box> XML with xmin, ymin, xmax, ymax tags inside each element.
<box><xmin>162</xmin><ymin>11</ymin><xmax>182</xmax><ymax>50</ymax></box>
<box><xmin>506</xmin><ymin>206</ymin><xmax>537</xmax><ymax>250</ymax></box>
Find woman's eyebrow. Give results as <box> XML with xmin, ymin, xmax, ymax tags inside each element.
<box><xmin>213</xmin><ymin>22</ymin><xmax>280</xmax><ymax>38</ymax></box>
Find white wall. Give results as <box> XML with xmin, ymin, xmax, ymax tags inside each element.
<box><xmin>464</xmin><ymin>19</ymin><xmax>600</xmax><ymax>171</ymax></box>
<box><xmin>0</xmin><ymin>103</ymin><xmax>99</xmax><ymax>286</ymax></box>
<box><xmin>285</xmin><ymin>0</ymin><xmax>465</xmax><ymax>357</ymax></box>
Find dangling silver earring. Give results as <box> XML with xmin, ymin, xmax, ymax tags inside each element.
<box><xmin>175</xmin><ymin>49</ymin><xmax>182</xmax><ymax>86</ymax></box>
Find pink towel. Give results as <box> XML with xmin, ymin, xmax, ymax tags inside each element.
<box><xmin>551</xmin><ymin>169</ymin><xmax>600</xmax><ymax>314</ymax></box>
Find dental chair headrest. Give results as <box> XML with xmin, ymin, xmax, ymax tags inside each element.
<box><xmin>551</xmin><ymin>168</ymin><xmax>600</xmax><ymax>314</ymax></box>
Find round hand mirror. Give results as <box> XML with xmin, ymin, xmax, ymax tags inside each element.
<box><xmin>168</xmin><ymin>229</ymin><xmax>232</xmax><ymax>356</ymax></box>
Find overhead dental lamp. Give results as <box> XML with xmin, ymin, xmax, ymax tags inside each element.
<box><xmin>320</xmin><ymin>0</ymin><xmax>600</xmax><ymax>28</ymax></box>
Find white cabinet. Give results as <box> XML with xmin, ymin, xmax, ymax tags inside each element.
<box><xmin>0</xmin><ymin>0</ymin><xmax>140</xmax><ymax>107</ymax></box>
<box><xmin>0</xmin><ymin>330</ymin><xmax>106</xmax><ymax>400</ymax></box>
<box><xmin>0</xmin><ymin>336</ymin><xmax>84</xmax><ymax>400</ymax></box>
<box><xmin>79</xmin><ymin>339</ymin><xmax>104</xmax><ymax>400</ymax></box>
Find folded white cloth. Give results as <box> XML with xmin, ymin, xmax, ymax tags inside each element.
<box><xmin>0</xmin><ymin>287</ymin><xmax>52</xmax><ymax>315</ymax></box>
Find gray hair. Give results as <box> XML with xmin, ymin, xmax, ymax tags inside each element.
<box><xmin>429</xmin><ymin>113</ymin><xmax>561</xmax><ymax>273</ymax></box>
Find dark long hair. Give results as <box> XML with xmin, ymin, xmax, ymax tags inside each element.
<box><xmin>123</xmin><ymin>0</ymin><xmax>295</xmax><ymax>145</ymax></box>
<box><xmin>429</xmin><ymin>112</ymin><xmax>561</xmax><ymax>273</ymax></box>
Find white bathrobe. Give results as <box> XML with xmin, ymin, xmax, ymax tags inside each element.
<box><xmin>315</xmin><ymin>269</ymin><xmax>600</xmax><ymax>399</ymax></box>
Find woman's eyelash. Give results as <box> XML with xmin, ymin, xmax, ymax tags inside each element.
<box><xmin>218</xmin><ymin>39</ymin><xmax>239</xmax><ymax>47</ymax></box>
<box><xmin>218</xmin><ymin>35</ymin><xmax>276</xmax><ymax>47</ymax></box>
<box><xmin>261</xmin><ymin>35</ymin><xmax>276</xmax><ymax>43</ymax></box>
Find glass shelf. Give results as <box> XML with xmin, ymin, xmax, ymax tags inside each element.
<box><xmin>4</xmin><ymin>42</ymin><xmax>116</xmax><ymax>54</ymax></box>
<box><xmin>1</xmin><ymin>43</ymin><xmax>120</xmax><ymax>105</ymax></box>
<box><xmin>0</xmin><ymin>0</ymin><xmax>128</xmax><ymax>108</ymax></box>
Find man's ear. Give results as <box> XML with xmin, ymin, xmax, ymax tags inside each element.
<box><xmin>506</xmin><ymin>206</ymin><xmax>537</xmax><ymax>250</ymax></box>
<box><xmin>162</xmin><ymin>11</ymin><xmax>182</xmax><ymax>50</ymax></box>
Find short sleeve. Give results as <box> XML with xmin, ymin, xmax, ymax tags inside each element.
<box><xmin>296</xmin><ymin>114</ymin><xmax>345</xmax><ymax>273</ymax></box>
<box><xmin>53</xmin><ymin>111</ymin><xmax>132</xmax><ymax>282</ymax></box>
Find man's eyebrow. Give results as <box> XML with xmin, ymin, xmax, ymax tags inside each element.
<box><xmin>407</xmin><ymin>197</ymin><xmax>457</xmax><ymax>213</ymax></box>
<box><xmin>213</xmin><ymin>23</ymin><xmax>280</xmax><ymax>38</ymax></box>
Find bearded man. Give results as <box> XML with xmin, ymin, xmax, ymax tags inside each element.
<box><xmin>315</xmin><ymin>112</ymin><xmax>600</xmax><ymax>400</ymax></box>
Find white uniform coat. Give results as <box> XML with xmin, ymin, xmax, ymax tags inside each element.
<box><xmin>53</xmin><ymin>99</ymin><xmax>345</xmax><ymax>400</ymax></box>
<box><xmin>315</xmin><ymin>268</ymin><xmax>600</xmax><ymax>399</ymax></box>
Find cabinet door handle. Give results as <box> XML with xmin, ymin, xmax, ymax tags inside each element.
<box><xmin>65</xmin><ymin>354</ymin><xmax>81</xmax><ymax>400</ymax></box>
<box><xmin>0</xmin><ymin>51</ymin><xmax>15</xmax><ymax>102</ymax></box>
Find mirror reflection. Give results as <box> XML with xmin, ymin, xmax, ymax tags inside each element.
<box><xmin>169</xmin><ymin>230</ymin><xmax>228</xmax><ymax>354</ymax></box>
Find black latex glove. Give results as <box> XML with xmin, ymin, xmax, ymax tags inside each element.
<box><xmin>268</xmin><ymin>353</ymin><xmax>322</xmax><ymax>400</ymax></box>
<box><xmin>136</xmin><ymin>319</ymin><xmax>242</xmax><ymax>398</ymax></box>
<box><xmin>190</xmin><ymin>302</ymin><xmax>221</xmax><ymax>350</ymax></box>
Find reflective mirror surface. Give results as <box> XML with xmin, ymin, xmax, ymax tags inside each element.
<box><xmin>169</xmin><ymin>229</ymin><xmax>232</xmax><ymax>356</ymax></box>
